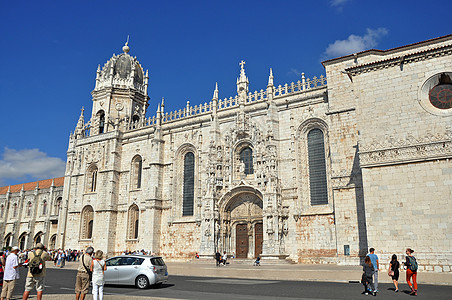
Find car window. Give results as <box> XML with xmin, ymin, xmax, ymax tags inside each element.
<box><xmin>120</xmin><ymin>257</ymin><xmax>144</xmax><ymax>266</ymax></box>
<box><xmin>106</xmin><ymin>257</ymin><xmax>122</xmax><ymax>266</ymax></box>
<box><xmin>150</xmin><ymin>257</ymin><xmax>166</xmax><ymax>266</ymax></box>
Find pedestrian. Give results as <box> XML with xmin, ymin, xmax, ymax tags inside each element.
<box><xmin>0</xmin><ymin>251</ymin><xmax>5</xmax><ymax>289</ymax></box>
<box><xmin>75</xmin><ymin>246</ymin><xmax>94</xmax><ymax>300</ymax></box>
<box><xmin>215</xmin><ymin>251</ymin><xmax>221</xmax><ymax>267</ymax></box>
<box><xmin>366</xmin><ymin>248</ymin><xmax>379</xmax><ymax>293</ymax></box>
<box><xmin>61</xmin><ymin>250</ymin><xmax>66</xmax><ymax>268</ymax></box>
<box><xmin>361</xmin><ymin>256</ymin><xmax>375</xmax><ymax>296</ymax></box>
<box><xmin>388</xmin><ymin>254</ymin><xmax>400</xmax><ymax>292</ymax></box>
<box><xmin>22</xmin><ymin>243</ymin><xmax>52</xmax><ymax>300</ymax></box>
<box><xmin>1</xmin><ymin>246</ymin><xmax>21</xmax><ymax>300</ymax></box>
<box><xmin>404</xmin><ymin>248</ymin><xmax>418</xmax><ymax>296</ymax></box>
<box><xmin>90</xmin><ymin>250</ymin><xmax>106</xmax><ymax>300</ymax></box>
<box><xmin>222</xmin><ymin>251</ymin><xmax>228</xmax><ymax>266</ymax></box>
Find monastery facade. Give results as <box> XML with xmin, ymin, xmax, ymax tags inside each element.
<box><xmin>1</xmin><ymin>35</ymin><xmax>451</xmax><ymax>272</ymax></box>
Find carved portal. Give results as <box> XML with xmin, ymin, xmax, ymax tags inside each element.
<box><xmin>219</xmin><ymin>191</ymin><xmax>263</xmax><ymax>258</ymax></box>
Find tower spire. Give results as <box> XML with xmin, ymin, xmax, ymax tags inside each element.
<box><xmin>236</xmin><ymin>60</ymin><xmax>249</xmax><ymax>96</ymax></box>
<box><xmin>123</xmin><ymin>35</ymin><xmax>130</xmax><ymax>53</ymax></box>
<box><xmin>213</xmin><ymin>82</ymin><xmax>219</xmax><ymax>100</ymax></box>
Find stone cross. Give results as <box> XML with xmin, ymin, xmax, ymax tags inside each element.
<box><xmin>239</xmin><ymin>60</ymin><xmax>245</xmax><ymax>69</ymax></box>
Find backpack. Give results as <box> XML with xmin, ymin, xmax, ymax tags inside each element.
<box><xmin>29</xmin><ymin>251</ymin><xmax>44</xmax><ymax>275</ymax></box>
<box><xmin>408</xmin><ymin>256</ymin><xmax>418</xmax><ymax>272</ymax></box>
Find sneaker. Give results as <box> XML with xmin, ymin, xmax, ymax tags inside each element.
<box><xmin>410</xmin><ymin>290</ymin><xmax>415</xmax><ymax>295</ymax></box>
<box><xmin>395</xmin><ymin>289</ymin><xmax>398</xmax><ymax>292</ymax></box>
<box><xmin>364</xmin><ymin>292</ymin><xmax>369</xmax><ymax>295</ymax></box>
<box><xmin>414</xmin><ymin>290</ymin><xmax>417</xmax><ymax>296</ymax></box>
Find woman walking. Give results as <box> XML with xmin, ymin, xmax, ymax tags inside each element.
<box><xmin>362</xmin><ymin>256</ymin><xmax>375</xmax><ymax>296</ymax></box>
<box><xmin>388</xmin><ymin>254</ymin><xmax>400</xmax><ymax>292</ymax></box>
<box><xmin>404</xmin><ymin>248</ymin><xmax>418</xmax><ymax>296</ymax></box>
<box><xmin>90</xmin><ymin>250</ymin><xmax>106</xmax><ymax>300</ymax></box>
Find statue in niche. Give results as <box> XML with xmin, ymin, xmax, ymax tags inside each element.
<box><xmin>239</xmin><ymin>161</ymin><xmax>246</xmax><ymax>175</ymax></box>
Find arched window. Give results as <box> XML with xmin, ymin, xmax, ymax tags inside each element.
<box><xmin>49</xmin><ymin>234</ymin><xmax>57</xmax><ymax>250</ymax></box>
<box><xmin>132</xmin><ymin>115</ymin><xmax>140</xmax><ymax>123</ymax></box>
<box><xmin>86</xmin><ymin>165</ymin><xmax>98</xmax><ymax>193</ymax></box>
<box><xmin>19</xmin><ymin>233</ymin><xmax>26</xmax><ymax>250</ymax></box>
<box><xmin>131</xmin><ymin>156</ymin><xmax>143</xmax><ymax>189</ymax></box>
<box><xmin>97</xmin><ymin>110</ymin><xmax>105</xmax><ymax>134</ymax></box>
<box><xmin>81</xmin><ymin>206</ymin><xmax>94</xmax><ymax>239</ymax></box>
<box><xmin>54</xmin><ymin>197</ymin><xmax>62</xmax><ymax>215</ymax></box>
<box><xmin>0</xmin><ymin>204</ymin><xmax>4</xmax><ymax>218</ymax></box>
<box><xmin>13</xmin><ymin>203</ymin><xmax>18</xmax><ymax>218</ymax></box>
<box><xmin>128</xmin><ymin>205</ymin><xmax>139</xmax><ymax>239</ymax></box>
<box><xmin>34</xmin><ymin>232</ymin><xmax>42</xmax><ymax>245</ymax></box>
<box><xmin>240</xmin><ymin>147</ymin><xmax>254</xmax><ymax>175</ymax></box>
<box><xmin>27</xmin><ymin>202</ymin><xmax>32</xmax><ymax>217</ymax></box>
<box><xmin>4</xmin><ymin>234</ymin><xmax>12</xmax><ymax>248</ymax></box>
<box><xmin>307</xmin><ymin>129</ymin><xmax>328</xmax><ymax>205</ymax></box>
<box><xmin>42</xmin><ymin>200</ymin><xmax>48</xmax><ymax>215</ymax></box>
<box><xmin>183</xmin><ymin>152</ymin><xmax>195</xmax><ymax>216</ymax></box>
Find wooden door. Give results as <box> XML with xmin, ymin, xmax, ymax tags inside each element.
<box><xmin>254</xmin><ymin>223</ymin><xmax>263</xmax><ymax>258</ymax></box>
<box><xmin>236</xmin><ymin>224</ymin><xmax>248</xmax><ymax>258</ymax></box>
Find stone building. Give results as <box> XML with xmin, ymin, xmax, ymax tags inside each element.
<box><xmin>1</xmin><ymin>35</ymin><xmax>451</xmax><ymax>271</ymax></box>
<box><xmin>0</xmin><ymin>178</ymin><xmax>64</xmax><ymax>250</ymax></box>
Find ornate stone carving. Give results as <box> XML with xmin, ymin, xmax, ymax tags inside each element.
<box><xmin>360</xmin><ymin>131</ymin><xmax>452</xmax><ymax>167</ymax></box>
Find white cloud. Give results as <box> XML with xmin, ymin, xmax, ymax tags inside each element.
<box><xmin>324</xmin><ymin>28</ymin><xmax>388</xmax><ymax>58</ymax></box>
<box><xmin>0</xmin><ymin>147</ymin><xmax>66</xmax><ymax>185</ymax></box>
<box><xmin>288</xmin><ymin>68</ymin><xmax>301</xmax><ymax>77</ymax></box>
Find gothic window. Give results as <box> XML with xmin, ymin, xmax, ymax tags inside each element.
<box><xmin>86</xmin><ymin>165</ymin><xmax>98</xmax><ymax>193</ymax></box>
<box><xmin>13</xmin><ymin>203</ymin><xmax>18</xmax><ymax>218</ymax></box>
<box><xmin>132</xmin><ymin>115</ymin><xmax>140</xmax><ymax>123</ymax></box>
<box><xmin>183</xmin><ymin>152</ymin><xmax>195</xmax><ymax>216</ymax></box>
<box><xmin>81</xmin><ymin>205</ymin><xmax>94</xmax><ymax>239</ymax></box>
<box><xmin>19</xmin><ymin>233</ymin><xmax>26</xmax><ymax>250</ymax></box>
<box><xmin>27</xmin><ymin>202</ymin><xmax>32</xmax><ymax>217</ymax></box>
<box><xmin>49</xmin><ymin>234</ymin><xmax>57</xmax><ymax>250</ymax></box>
<box><xmin>42</xmin><ymin>200</ymin><xmax>48</xmax><ymax>215</ymax></box>
<box><xmin>4</xmin><ymin>234</ymin><xmax>12</xmax><ymax>248</ymax></box>
<box><xmin>97</xmin><ymin>110</ymin><xmax>105</xmax><ymax>134</ymax></box>
<box><xmin>55</xmin><ymin>197</ymin><xmax>62</xmax><ymax>215</ymax></box>
<box><xmin>128</xmin><ymin>204</ymin><xmax>139</xmax><ymax>239</ymax></box>
<box><xmin>34</xmin><ymin>232</ymin><xmax>43</xmax><ymax>245</ymax></box>
<box><xmin>240</xmin><ymin>147</ymin><xmax>254</xmax><ymax>175</ymax></box>
<box><xmin>307</xmin><ymin>129</ymin><xmax>328</xmax><ymax>205</ymax></box>
<box><xmin>131</xmin><ymin>156</ymin><xmax>143</xmax><ymax>189</ymax></box>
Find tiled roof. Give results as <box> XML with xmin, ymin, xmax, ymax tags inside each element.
<box><xmin>0</xmin><ymin>177</ymin><xmax>65</xmax><ymax>195</ymax></box>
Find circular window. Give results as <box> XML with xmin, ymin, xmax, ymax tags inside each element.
<box><xmin>429</xmin><ymin>83</ymin><xmax>452</xmax><ymax>109</ymax></box>
<box><xmin>419</xmin><ymin>72</ymin><xmax>452</xmax><ymax>116</ymax></box>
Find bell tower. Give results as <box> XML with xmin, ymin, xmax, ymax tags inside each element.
<box><xmin>90</xmin><ymin>42</ymin><xmax>149</xmax><ymax>134</ymax></box>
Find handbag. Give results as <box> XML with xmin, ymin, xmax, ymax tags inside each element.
<box><xmin>388</xmin><ymin>270</ymin><xmax>394</xmax><ymax>276</ymax></box>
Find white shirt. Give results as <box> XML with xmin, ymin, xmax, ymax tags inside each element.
<box><xmin>3</xmin><ymin>252</ymin><xmax>19</xmax><ymax>280</ymax></box>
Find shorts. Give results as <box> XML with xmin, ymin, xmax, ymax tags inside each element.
<box><xmin>75</xmin><ymin>272</ymin><xmax>90</xmax><ymax>294</ymax></box>
<box><xmin>1</xmin><ymin>280</ymin><xmax>16</xmax><ymax>298</ymax></box>
<box><xmin>25</xmin><ymin>276</ymin><xmax>45</xmax><ymax>292</ymax></box>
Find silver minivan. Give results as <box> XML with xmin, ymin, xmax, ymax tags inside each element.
<box><xmin>104</xmin><ymin>255</ymin><xmax>168</xmax><ymax>289</ymax></box>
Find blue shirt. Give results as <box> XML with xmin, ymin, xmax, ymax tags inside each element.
<box><xmin>367</xmin><ymin>253</ymin><xmax>378</xmax><ymax>270</ymax></box>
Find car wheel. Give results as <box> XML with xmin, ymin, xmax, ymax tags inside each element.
<box><xmin>135</xmin><ymin>275</ymin><xmax>149</xmax><ymax>289</ymax></box>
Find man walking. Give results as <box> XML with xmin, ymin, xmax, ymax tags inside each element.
<box><xmin>1</xmin><ymin>246</ymin><xmax>21</xmax><ymax>300</ymax></box>
<box><xmin>75</xmin><ymin>246</ymin><xmax>94</xmax><ymax>300</ymax></box>
<box><xmin>22</xmin><ymin>243</ymin><xmax>51</xmax><ymax>300</ymax></box>
<box><xmin>366</xmin><ymin>248</ymin><xmax>379</xmax><ymax>293</ymax></box>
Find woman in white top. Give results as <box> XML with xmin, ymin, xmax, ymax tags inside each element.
<box><xmin>90</xmin><ymin>250</ymin><xmax>107</xmax><ymax>300</ymax></box>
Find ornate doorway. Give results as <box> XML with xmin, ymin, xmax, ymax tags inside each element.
<box><xmin>236</xmin><ymin>224</ymin><xmax>248</xmax><ymax>258</ymax></box>
<box><xmin>220</xmin><ymin>188</ymin><xmax>263</xmax><ymax>259</ymax></box>
<box><xmin>254</xmin><ymin>223</ymin><xmax>263</xmax><ymax>258</ymax></box>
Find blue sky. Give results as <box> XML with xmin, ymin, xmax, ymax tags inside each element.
<box><xmin>0</xmin><ymin>0</ymin><xmax>450</xmax><ymax>186</ymax></box>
